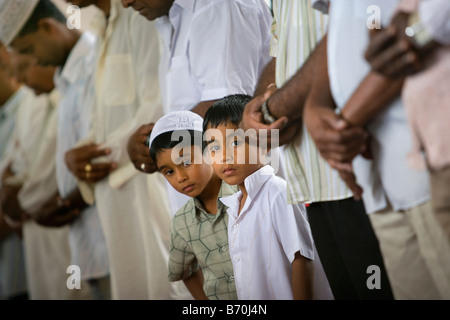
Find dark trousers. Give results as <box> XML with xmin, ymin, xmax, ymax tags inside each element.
<box><xmin>307</xmin><ymin>197</ymin><xmax>394</xmax><ymax>300</ymax></box>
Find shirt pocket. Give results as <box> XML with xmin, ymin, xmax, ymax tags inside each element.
<box><xmin>166</xmin><ymin>55</ymin><xmax>198</xmax><ymax>110</ymax></box>
<box><xmin>103</xmin><ymin>54</ymin><xmax>136</xmax><ymax>107</ymax></box>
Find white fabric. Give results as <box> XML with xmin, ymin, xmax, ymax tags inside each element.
<box><xmin>0</xmin><ymin>87</ymin><xmax>27</xmax><ymax>299</ymax></box>
<box><xmin>6</xmin><ymin>89</ymin><xmax>91</xmax><ymax>300</ymax></box>
<box><xmin>54</xmin><ymin>31</ymin><xmax>109</xmax><ymax>281</ymax></box>
<box><xmin>80</xmin><ymin>0</ymin><xmax>190</xmax><ymax>300</ymax></box>
<box><xmin>220</xmin><ymin>166</ymin><xmax>316</xmax><ymax>300</ymax></box>
<box><xmin>148</xmin><ymin>111</ymin><xmax>203</xmax><ymax>149</ymax></box>
<box><xmin>327</xmin><ymin>0</ymin><xmax>430</xmax><ymax>214</ymax></box>
<box><xmin>0</xmin><ymin>0</ymin><xmax>38</xmax><ymax>45</ymax></box>
<box><xmin>419</xmin><ymin>0</ymin><xmax>450</xmax><ymax>45</ymax></box>
<box><xmin>155</xmin><ymin>0</ymin><xmax>273</xmax><ymax>114</ymax></box>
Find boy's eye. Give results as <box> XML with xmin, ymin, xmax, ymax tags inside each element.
<box><xmin>163</xmin><ymin>169</ymin><xmax>174</xmax><ymax>176</ymax></box>
<box><xmin>209</xmin><ymin>145</ymin><xmax>220</xmax><ymax>152</ymax></box>
<box><xmin>231</xmin><ymin>139</ymin><xmax>242</xmax><ymax>147</ymax></box>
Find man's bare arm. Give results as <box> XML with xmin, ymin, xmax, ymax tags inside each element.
<box><xmin>265</xmin><ymin>38</ymin><xmax>325</xmax><ymax>121</ymax></box>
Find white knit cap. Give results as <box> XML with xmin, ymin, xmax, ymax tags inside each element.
<box><xmin>0</xmin><ymin>0</ymin><xmax>39</xmax><ymax>46</ymax></box>
<box><xmin>149</xmin><ymin>111</ymin><xmax>204</xmax><ymax>149</ymax></box>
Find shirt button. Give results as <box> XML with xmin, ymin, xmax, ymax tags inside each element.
<box><xmin>229</xmin><ymin>276</ymin><xmax>234</xmax><ymax>283</ymax></box>
<box><xmin>235</xmin><ymin>256</ymin><xmax>240</xmax><ymax>262</ymax></box>
<box><xmin>234</xmin><ymin>223</ymin><xmax>239</xmax><ymax>228</ymax></box>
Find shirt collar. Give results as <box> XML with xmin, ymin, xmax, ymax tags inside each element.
<box><xmin>219</xmin><ymin>166</ymin><xmax>274</xmax><ymax>220</ymax></box>
<box><xmin>191</xmin><ymin>181</ymin><xmax>237</xmax><ymax>223</ymax></box>
<box><xmin>54</xmin><ymin>32</ymin><xmax>96</xmax><ymax>91</ymax></box>
<box><xmin>172</xmin><ymin>0</ymin><xmax>195</xmax><ymax>12</ymax></box>
<box><xmin>243</xmin><ymin>165</ymin><xmax>274</xmax><ymax>202</ymax></box>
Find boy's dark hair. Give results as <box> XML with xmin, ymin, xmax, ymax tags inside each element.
<box><xmin>150</xmin><ymin>130</ymin><xmax>205</xmax><ymax>164</ymax></box>
<box><xmin>16</xmin><ymin>0</ymin><xmax>67</xmax><ymax>39</ymax></box>
<box><xmin>203</xmin><ymin>94</ymin><xmax>252</xmax><ymax>132</ymax></box>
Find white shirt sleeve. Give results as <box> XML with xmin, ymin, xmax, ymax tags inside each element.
<box><xmin>419</xmin><ymin>0</ymin><xmax>450</xmax><ymax>45</ymax></box>
<box><xmin>270</xmin><ymin>187</ymin><xmax>315</xmax><ymax>263</ymax></box>
<box><xmin>188</xmin><ymin>1</ymin><xmax>273</xmax><ymax>100</ymax></box>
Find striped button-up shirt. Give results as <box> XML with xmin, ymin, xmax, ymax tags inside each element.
<box><xmin>271</xmin><ymin>0</ymin><xmax>353</xmax><ymax>204</ymax></box>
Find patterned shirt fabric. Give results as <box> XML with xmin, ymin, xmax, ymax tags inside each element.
<box><xmin>168</xmin><ymin>182</ymin><xmax>238</xmax><ymax>300</ymax></box>
<box><xmin>271</xmin><ymin>0</ymin><xmax>353</xmax><ymax>204</ymax></box>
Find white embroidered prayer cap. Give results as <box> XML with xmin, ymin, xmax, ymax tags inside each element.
<box><xmin>149</xmin><ymin>111</ymin><xmax>204</xmax><ymax>149</ymax></box>
<box><xmin>0</xmin><ymin>0</ymin><xmax>39</xmax><ymax>46</ymax></box>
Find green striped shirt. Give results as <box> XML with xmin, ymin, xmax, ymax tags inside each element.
<box><xmin>271</xmin><ymin>0</ymin><xmax>353</xmax><ymax>204</ymax></box>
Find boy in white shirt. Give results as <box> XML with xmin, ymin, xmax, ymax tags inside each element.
<box><xmin>203</xmin><ymin>95</ymin><xmax>331</xmax><ymax>300</ymax></box>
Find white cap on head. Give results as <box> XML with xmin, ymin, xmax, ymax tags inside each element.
<box><xmin>149</xmin><ymin>111</ymin><xmax>204</xmax><ymax>150</ymax></box>
<box><xmin>0</xmin><ymin>0</ymin><xmax>39</xmax><ymax>46</ymax></box>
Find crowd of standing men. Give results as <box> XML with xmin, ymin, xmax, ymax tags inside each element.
<box><xmin>0</xmin><ymin>0</ymin><xmax>449</xmax><ymax>300</ymax></box>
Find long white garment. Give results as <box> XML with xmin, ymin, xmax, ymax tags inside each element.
<box><xmin>0</xmin><ymin>87</ymin><xmax>27</xmax><ymax>299</ymax></box>
<box><xmin>155</xmin><ymin>0</ymin><xmax>273</xmax><ymax>215</ymax></box>
<box><xmin>220</xmin><ymin>166</ymin><xmax>332</xmax><ymax>300</ymax></box>
<box><xmin>6</xmin><ymin>89</ymin><xmax>91</xmax><ymax>300</ymax></box>
<box><xmin>79</xmin><ymin>0</ymin><xmax>189</xmax><ymax>300</ymax></box>
<box><xmin>54</xmin><ymin>31</ymin><xmax>109</xmax><ymax>282</ymax></box>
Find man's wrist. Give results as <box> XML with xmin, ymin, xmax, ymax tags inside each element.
<box><xmin>261</xmin><ymin>98</ymin><xmax>277</xmax><ymax>124</ymax></box>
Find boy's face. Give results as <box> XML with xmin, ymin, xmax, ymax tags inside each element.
<box><xmin>205</xmin><ymin>123</ymin><xmax>264</xmax><ymax>188</ymax></box>
<box><xmin>11</xmin><ymin>19</ymin><xmax>66</xmax><ymax>67</ymax></box>
<box><xmin>156</xmin><ymin>144</ymin><xmax>214</xmax><ymax>198</ymax></box>
<box><xmin>11</xmin><ymin>52</ymin><xmax>55</xmax><ymax>95</ymax></box>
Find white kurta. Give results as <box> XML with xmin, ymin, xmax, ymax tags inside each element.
<box><xmin>6</xmin><ymin>89</ymin><xmax>91</xmax><ymax>300</ymax></box>
<box><xmin>78</xmin><ymin>0</ymin><xmax>190</xmax><ymax>300</ymax></box>
<box><xmin>54</xmin><ymin>31</ymin><xmax>109</xmax><ymax>283</ymax></box>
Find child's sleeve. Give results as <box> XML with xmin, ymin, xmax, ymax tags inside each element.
<box><xmin>168</xmin><ymin>217</ymin><xmax>199</xmax><ymax>282</ymax></box>
<box><xmin>271</xmin><ymin>188</ymin><xmax>315</xmax><ymax>263</ymax></box>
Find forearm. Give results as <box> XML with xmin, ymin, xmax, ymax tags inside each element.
<box><xmin>340</xmin><ymin>72</ymin><xmax>403</xmax><ymax>126</ymax></box>
<box><xmin>267</xmin><ymin>37</ymin><xmax>326</xmax><ymax>120</ymax></box>
<box><xmin>182</xmin><ymin>269</ymin><xmax>209</xmax><ymax>300</ymax></box>
<box><xmin>64</xmin><ymin>188</ymin><xmax>88</xmax><ymax>212</ymax></box>
<box><xmin>253</xmin><ymin>57</ymin><xmax>276</xmax><ymax>97</ymax></box>
<box><xmin>291</xmin><ymin>253</ymin><xmax>313</xmax><ymax>300</ymax></box>
<box><xmin>305</xmin><ymin>34</ymin><xmax>335</xmax><ymax>112</ymax></box>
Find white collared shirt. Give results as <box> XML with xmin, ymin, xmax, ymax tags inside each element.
<box><xmin>156</xmin><ymin>0</ymin><xmax>273</xmax><ymax>113</ymax></box>
<box><xmin>220</xmin><ymin>165</ymin><xmax>314</xmax><ymax>300</ymax></box>
<box><xmin>327</xmin><ymin>0</ymin><xmax>430</xmax><ymax>213</ymax></box>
